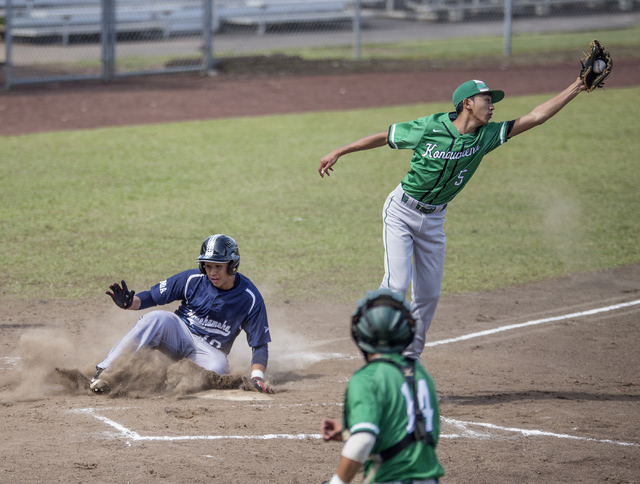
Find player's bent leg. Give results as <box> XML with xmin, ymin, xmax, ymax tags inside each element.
<box><xmin>95</xmin><ymin>311</ymin><xmax>193</xmax><ymax>371</ymax></box>
<box><xmin>186</xmin><ymin>334</ymin><xmax>230</xmax><ymax>375</ymax></box>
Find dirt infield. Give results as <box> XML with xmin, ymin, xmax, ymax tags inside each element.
<box><xmin>1</xmin><ymin>60</ymin><xmax>639</xmax><ymax>483</ymax></box>
<box><xmin>1</xmin><ymin>57</ymin><xmax>639</xmax><ymax>136</ymax></box>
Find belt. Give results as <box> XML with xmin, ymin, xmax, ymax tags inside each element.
<box><xmin>401</xmin><ymin>193</ymin><xmax>447</xmax><ymax>215</ymax></box>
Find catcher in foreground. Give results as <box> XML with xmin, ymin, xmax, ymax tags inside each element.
<box><xmin>580</xmin><ymin>39</ymin><xmax>613</xmax><ymax>92</ymax></box>
<box><xmin>320</xmin><ymin>289</ymin><xmax>444</xmax><ymax>484</ymax></box>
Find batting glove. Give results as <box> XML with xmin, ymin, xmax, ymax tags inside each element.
<box><xmin>106</xmin><ymin>280</ymin><xmax>135</xmax><ymax>309</ymax></box>
<box><xmin>242</xmin><ymin>375</ymin><xmax>275</xmax><ymax>394</ymax></box>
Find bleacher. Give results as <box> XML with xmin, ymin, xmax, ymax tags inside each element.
<box><xmin>404</xmin><ymin>0</ymin><xmax>633</xmax><ymax>22</ymax></box>
<box><xmin>0</xmin><ymin>0</ymin><xmax>366</xmax><ymax>43</ymax></box>
<box><xmin>0</xmin><ymin>0</ymin><xmax>634</xmax><ymax>44</ymax></box>
<box><xmin>221</xmin><ymin>0</ymin><xmax>358</xmax><ymax>35</ymax></box>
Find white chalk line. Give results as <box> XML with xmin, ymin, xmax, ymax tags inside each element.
<box><xmin>3</xmin><ymin>299</ymin><xmax>638</xmax><ymax>366</ymax></box>
<box><xmin>68</xmin><ymin>298</ymin><xmax>639</xmax><ymax>447</ymax></box>
<box><xmin>425</xmin><ymin>298</ymin><xmax>640</xmax><ymax>348</ymax></box>
<box><xmin>74</xmin><ymin>408</ymin><xmax>638</xmax><ymax>448</ymax></box>
<box><xmin>74</xmin><ymin>408</ymin><xmax>322</xmax><ymax>442</ymax></box>
<box><xmin>442</xmin><ymin>418</ymin><xmax>639</xmax><ymax>447</ymax></box>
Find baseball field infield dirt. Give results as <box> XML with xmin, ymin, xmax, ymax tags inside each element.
<box><xmin>0</xmin><ymin>56</ymin><xmax>639</xmax><ymax>483</ymax></box>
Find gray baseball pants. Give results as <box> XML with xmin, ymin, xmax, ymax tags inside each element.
<box><xmin>97</xmin><ymin>310</ymin><xmax>229</xmax><ymax>374</ymax></box>
<box><xmin>381</xmin><ymin>184</ymin><xmax>446</xmax><ymax>359</ymax></box>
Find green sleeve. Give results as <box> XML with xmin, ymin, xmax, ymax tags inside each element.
<box><xmin>388</xmin><ymin>117</ymin><xmax>430</xmax><ymax>150</ymax></box>
<box><xmin>483</xmin><ymin>121</ymin><xmax>511</xmax><ymax>154</ymax></box>
<box><xmin>344</xmin><ymin>370</ymin><xmax>382</xmax><ymax>436</ymax></box>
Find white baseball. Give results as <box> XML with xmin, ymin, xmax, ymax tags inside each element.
<box><xmin>593</xmin><ymin>59</ymin><xmax>606</xmax><ymax>74</ymax></box>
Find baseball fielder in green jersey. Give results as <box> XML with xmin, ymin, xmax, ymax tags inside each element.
<box><xmin>321</xmin><ymin>289</ymin><xmax>444</xmax><ymax>484</ymax></box>
<box><xmin>318</xmin><ymin>77</ymin><xmax>586</xmax><ymax>359</ymax></box>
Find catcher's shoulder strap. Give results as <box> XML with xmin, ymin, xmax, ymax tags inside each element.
<box><xmin>367</xmin><ymin>357</ymin><xmax>435</xmax><ymax>463</ymax></box>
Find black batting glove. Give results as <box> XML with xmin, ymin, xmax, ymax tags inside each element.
<box><xmin>106</xmin><ymin>280</ymin><xmax>135</xmax><ymax>309</ymax></box>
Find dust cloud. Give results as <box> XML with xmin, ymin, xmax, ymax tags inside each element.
<box><xmin>0</xmin><ymin>298</ymin><xmax>353</xmax><ymax>402</ymax></box>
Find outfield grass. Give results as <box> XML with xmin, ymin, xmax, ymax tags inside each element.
<box><xmin>71</xmin><ymin>26</ymin><xmax>640</xmax><ymax>71</ymax></box>
<box><xmin>1</xmin><ymin>86</ymin><xmax>638</xmax><ymax>303</ymax></box>
<box><xmin>275</xmin><ymin>25</ymin><xmax>640</xmax><ymax>61</ymax></box>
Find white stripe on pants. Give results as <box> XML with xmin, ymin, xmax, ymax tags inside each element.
<box><xmin>97</xmin><ymin>310</ymin><xmax>230</xmax><ymax>374</ymax></box>
<box><xmin>381</xmin><ymin>184</ymin><xmax>446</xmax><ymax>359</ymax></box>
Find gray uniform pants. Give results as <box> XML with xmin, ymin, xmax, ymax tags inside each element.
<box><xmin>97</xmin><ymin>310</ymin><xmax>229</xmax><ymax>374</ymax></box>
<box><xmin>381</xmin><ymin>184</ymin><xmax>446</xmax><ymax>359</ymax></box>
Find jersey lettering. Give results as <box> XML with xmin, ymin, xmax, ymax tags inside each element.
<box><xmin>454</xmin><ymin>169</ymin><xmax>468</xmax><ymax>186</ymax></box>
<box><xmin>401</xmin><ymin>379</ymin><xmax>435</xmax><ymax>433</ymax></box>
<box><xmin>185</xmin><ymin>309</ymin><xmax>232</xmax><ymax>336</ymax></box>
<box><xmin>421</xmin><ymin>143</ymin><xmax>436</xmax><ymax>158</ymax></box>
<box><xmin>421</xmin><ymin>143</ymin><xmax>482</xmax><ymax>161</ymax></box>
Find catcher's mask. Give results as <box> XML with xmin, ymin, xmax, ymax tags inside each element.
<box><xmin>197</xmin><ymin>234</ymin><xmax>240</xmax><ymax>276</ymax></box>
<box><xmin>351</xmin><ymin>288</ymin><xmax>415</xmax><ymax>356</ymax></box>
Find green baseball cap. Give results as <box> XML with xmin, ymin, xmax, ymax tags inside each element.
<box><xmin>452</xmin><ymin>80</ymin><xmax>505</xmax><ymax>109</ymax></box>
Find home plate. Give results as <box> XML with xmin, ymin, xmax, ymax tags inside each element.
<box><xmin>195</xmin><ymin>389</ymin><xmax>274</xmax><ymax>401</ymax></box>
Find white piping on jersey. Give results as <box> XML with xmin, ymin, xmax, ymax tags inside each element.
<box><xmin>245</xmin><ymin>288</ymin><xmax>256</xmax><ymax>314</ymax></box>
<box><xmin>184</xmin><ymin>273</ymin><xmax>204</xmax><ymax>303</ymax></box>
<box><xmin>389</xmin><ymin>124</ymin><xmax>399</xmax><ymax>149</ymax></box>
<box><xmin>382</xmin><ymin>195</ymin><xmax>395</xmax><ymax>288</ymax></box>
<box><xmin>499</xmin><ymin>121</ymin><xmax>508</xmax><ymax>144</ymax></box>
<box><xmin>350</xmin><ymin>422</ymin><xmax>380</xmax><ymax>435</ymax></box>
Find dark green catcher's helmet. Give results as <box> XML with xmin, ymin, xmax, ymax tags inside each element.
<box><xmin>351</xmin><ymin>289</ymin><xmax>415</xmax><ymax>355</ymax></box>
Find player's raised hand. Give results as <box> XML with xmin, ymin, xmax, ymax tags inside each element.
<box><xmin>106</xmin><ymin>280</ymin><xmax>135</xmax><ymax>309</ymax></box>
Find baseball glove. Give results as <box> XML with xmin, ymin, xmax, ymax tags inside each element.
<box><xmin>579</xmin><ymin>39</ymin><xmax>612</xmax><ymax>92</ymax></box>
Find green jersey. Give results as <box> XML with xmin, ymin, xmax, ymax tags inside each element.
<box><xmin>388</xmin><ymin>112</ymin><xmax>512</xmax><ymax>206</ymax></box>
<box><xmin>343</xmin><ymin>353</ymin><xmax>444</xmax><ymax>483</ymax></box>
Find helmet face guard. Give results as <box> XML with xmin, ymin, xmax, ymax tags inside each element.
<box><xmin>351</xmin><ymin>289</ymin><xmax>415</xmax><ymax>355</ymax></box>
<box><xmin>197</xmin><ymin>234</ymin><xmax>240</xmax><ymax>276</ymax></box>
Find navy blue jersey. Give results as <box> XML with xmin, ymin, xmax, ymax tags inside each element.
<box><xmin>138</xmin><ymin>269</ymin><xmax>270</xmax><ymax>354</ymax></box>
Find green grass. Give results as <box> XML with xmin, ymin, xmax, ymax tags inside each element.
<box><xmin>76</xmin><ymin>55</ymin><xmax>202</xmax><ymax>72</ymax></box>
<box><xmin>275</xmin><ymin>25</ymin><xmax>640</xmax><ymax>61</ymax></box>
<box><xmin>1</xmin><ymin>86</ymin><xmax>639</xmax><ymax>303</ymax></box>
<box><xmin>67</xmin><ymin>25</ymin><xmax>640</xmax><ymax>71</ymax></box>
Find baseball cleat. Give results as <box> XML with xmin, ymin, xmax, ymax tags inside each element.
<box><xmin>90</xmin><ymin>368</ymin><xmax>109</xmax><ymax>394</ymax></box>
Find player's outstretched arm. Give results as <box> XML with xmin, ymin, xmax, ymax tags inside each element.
<box><xmin>318</xmin><ymin>131</ymin><xmax>388</xmax><ymax>178</ymax></box>
<box><xmin>509</xmin><ymin>77</ymin><xmax>586</xmax><ymax>138</ymax></box>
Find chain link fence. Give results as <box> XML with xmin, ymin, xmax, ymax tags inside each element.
<box><xmin>1</xmin><ymin>0</ymin><xmax>638</xmax><ymax>88</ymax></box>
